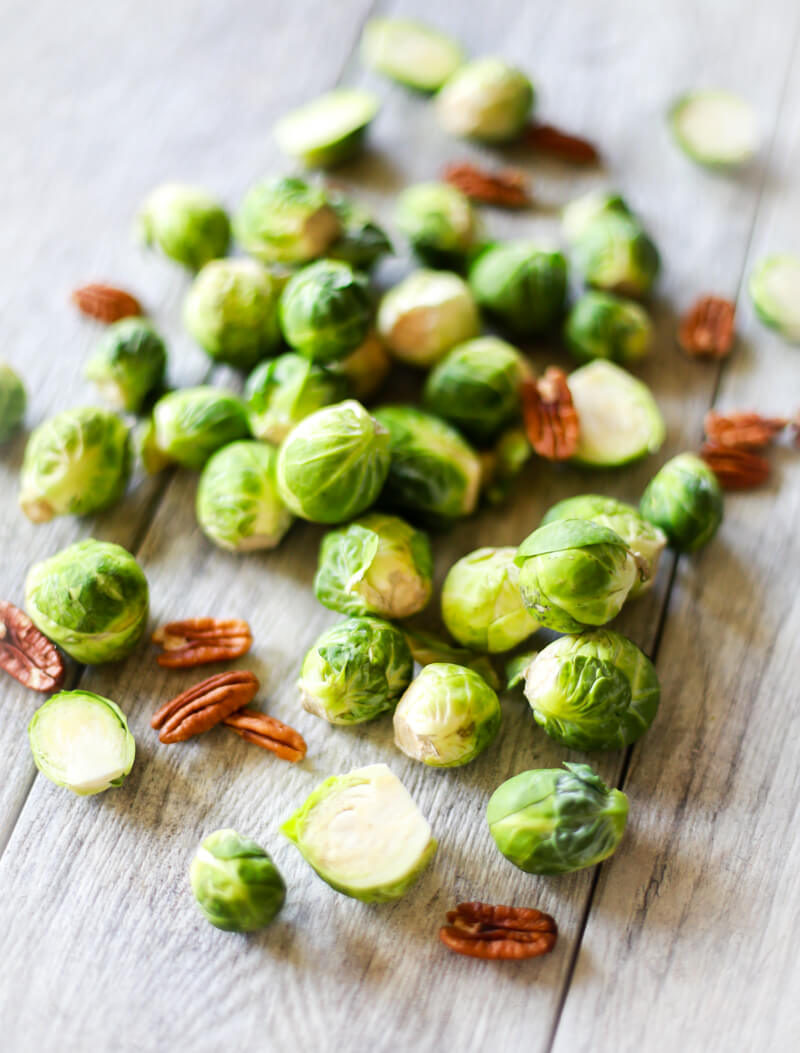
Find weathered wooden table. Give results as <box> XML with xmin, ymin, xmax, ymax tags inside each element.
<box><xmin>1</xmin><ymin>1</ymin><xmax>798</xmax><ymax>1049</ymax></box>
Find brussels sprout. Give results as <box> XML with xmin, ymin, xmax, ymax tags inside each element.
<box><xmin>522</xmin><ymin>630</ymin><xmax>660</xmax><ymax>751</ymax></box>
<box><xmin>19</xmin><ymin>407</ymin><xmax>131</xmax><ymax>523</ymax></box>
<box><xmin>487</xmin><ymin>762</ymin><xmax>628</xmax><ymax>874</ymax></box>
<box><xmin>25</xmin><ymin>539</ymin><xmax>149</xmax><ymax>664</ymax></box>
<box><xmin>298</xmin><ymin>616</ymin><xmax>413</xmax><ymax>725</ymax></box>
<box><xmin>374</xmin><ymin>405</ymin><xmax>482</xmax><ymax>524</ymax></box>
<box><xmin>327</xmin><ymin>332</ymin><xmax>391</xmax><ymax>401</ymax></box>
<box><xmin>0</xmin><ymin>362</ymin><xmax>26</xmax><ymax>443</ymax></box>
<box><xmin>137</xmin><ymin>183</ymin><xmax>230</xmax><ymax>270</ymax></box>
<box><xmin>377</xmin><ymin>270</ymin><xmax>480</xmax><ymax>368</ymax></box>
<box><xmin>276</xmin><ymin>399</ymin><xmax>390</xmax><ymax>524</ymax></box>
<box><xmin>279</xmin><ymin>260</ymin><xmax>371</xmax><ymax>364</ymax></box>
<box><xmin>393</xmin><ymin>662</ymin><xmax>501</xmax><ymax>767</ymax></box>
<box><xmin>85</xmin><ymin>318</ymin><xmax>167</xmax><ymax>413</ymax></box>
<box><xmin>515</xmin><ymin>519</ymin><xmax>637</xmax><ymax>632</ymax></box>
<box><xmin>139</xmin><ymin>386</ymin><xmax>250</xmax><ymax>472</ymax></box>
<box><xmin>749</xmin><ymin>254</ymin><xmax>800</xmax><ymax>342</ymax></box>
<box><xmin>436</xmin><ymin>57</ymin><xmax>534</xmax><ymax>142</ymax></box>
<box><xmin>468</xmin><ymin>242</ymin><xmax>568</xmax><ymax>336</ymax></box>
<box><xmin>326</xmin><ymin>191</ymin><xmax>392</xmax><ymax>272</ymax></box>
<box><xmin>441</xmin><ymin>547</ymin><xmax>539</xmax><ymax>654</ymax></box>
<box><xmin>505</xmin><ymin>650</ymin><xmax>537</xmax><ymax>691</ymax></box>
<box><xmin>639</xmin><ymin>452</ymin><xmax>723</xmax><ymax>551</ymax></box>
<box><xmin>669</xmin><ymin>91</ymin><xmax>758</xmax><ymax>168</ymax></box>
<box><xmin>244</xmin><ymin>352</ymin><xmax>347</xmax><ymax>444</ymax></box>
<box><xmin>28</xmin><ymin>690</ymin><xmax>135</xmax><ymax>796</ymax></box>
<box><xmin>190</xmin><ymin>829</ymin><xmax>285</xmax><ymax>932</ymax></box>
<box><xmin>395</xmin><ymin>182</ymin><xmax>479</xmax><ymax>270</ymax></box>
<box><xmin>361</xmin><ymin>17</ymin><xmax>464</xmax><ymax>92</ymax></box>
<box><xmin>281</xmin><ymin>763</ymin><xmax>436</xmax><ymax>901</ymax></box>
<box><xmin>402</xmin><ymin>627</ymin><xmax>500</xmax><ymax>691</ymax></box>
<box><xmin>561</xmin><ymin>191</ymin><xmax>631</xmax><ymax>242</ymax></box>
<box><xmin>423</xmin><ymin>337</ymin><xmax>529</xmax><ymax>445</ymax></box>
<box><xmin>314</xmin><ymin>513</ymin><xmax>433</xmax><ymax>619</ymax></box>
<box><xmin>234</xmin><ymin>176</ymin><xmax>341</xmax><ymax>265</ymax></box>
<box><xmin>479</xmin><ymin>427</ymin><xmax>533</xmax><ymax>506</ymax></box>
<box><xmin>274</xmin><ymin>89</ymin><xmax>379</xmax><ymax>168</ymax></box>
<box><xmin>564</xmin><ymin>291</ymin><xmax>652</xmax><ymax>366</ymax></box>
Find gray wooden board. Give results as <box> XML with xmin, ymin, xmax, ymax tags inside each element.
<box><xmin>0</xmin><ymin>0</ymin><xmax>798</xmax><ymax>1050</ymax></box>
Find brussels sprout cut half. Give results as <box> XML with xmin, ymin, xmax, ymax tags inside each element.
<box><xmin>749</xmin><ymin>255</ymin><xmax>800</xmax><ymax>342</ymax></box>
<box><xmin>281</xmin><ymin>763</ymin><xmax>436</xmax><ymax>901</ymax></box>
<box><xmin>274</xmin><ymin>89</ymin><xmax>379</xmax><ymax>168</ymax></box>
<box><xmin>0</xmin><ymin>362</ymin><xmax>26</xmax><ymax>443</ymax></box>
<box><xmin>137</xmin><ymin>183</ymin><xmax>231</xmax><ymax>270</ymax></box>
<box><xmin>28</xmin><ymin>691</ymin><xmax>135</xmax><ymax>796</ymax></box>
<box><xmin>669</xmin><ymin>91</ymin><xmax>758</xmax><ymax>167</ymax></box>
<box><xmin>190</xmin><ymin>829</ymin><xmax>286</xmax><ymax>933</ymax></box>
<box><xmin>361</xmin><ymin>18</ymin><xmax>464</xmax><ymax>92</ymax></box>
<box><xmin>640</xmin><ymin>452</ymin><xmax>723</xmax><ymax>551</ymax></box>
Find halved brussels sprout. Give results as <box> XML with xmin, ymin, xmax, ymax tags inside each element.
<box><xmin>281</xmin><ymin>763</ymin><xmax>436</xmax><ymax>901</ymax></box>
<box><xmin>361</xmin><ymin>17</ymin><xmax>464</xmax><ymax>92</ymax></box>
<box><xmin>0</xmin><ymin>362</ymin><xmax>26</xmax><ymax>443</ymax></box>
<box><xmin>326</xmin><ymin>191</ymin><xmax>392</xmax><ymax>272</ymax></box>
<box><xmin>19</xmin><ymin>407</ymin><xmax>131</xmax><ymax>523</ymax></box>
<box><xmin>562</xmin><ymin>191</ymin><xmax>631</xmax><ymax>242</ymax></box>
<box><xmin>468</xmin><ymin>242</ymin><xmax>568</xmax><ymax>336</ymax></box>
<box><xmin>669</xmin><ymin>91</ymin><xmax>758</xmax><ymax>168</ymax></box>
<box><xmin>639</xmin><ymin>452</ymin><xmax>723</xmax><ymax>551</ymax></box>
<box><xmin>85</xmin><ymin>318</ymin><xmax>167</xmax><ymax>413</ymax></box>
<box><xmin>234</xmin><ymin>176</ymin><xmax>341</xmax><ymax>265</ymax></box>
<box><xmin>137</xmin><ymin>183</ymin><xmax>230</xmax><ymax>270</ymax></box>
<box><xmin>436</xmin><ymin>57</ymin><xmax>534</xmax><ymax>142</ymax></box>
<box><xmin>314</xmin><ymin>513</ymin><xmax>433</xmax><ymax>619</ymax></box>
<box><xmin>487</xmin><ymin>762</ymin><xmax>628</xmax><ymax>874</ymax></box>
<box><xmin>139</xmin><ymin>386</ymin><xmax>250</xmax><ymax>472</ymax></box>
<box><xmin>564</xmin><ymin>291</ymin><xmax>652</xmax><ymax>366</ymax></box>
<box><xmin>749</xmin><ymin>254</ymin><xmax>800</xmax><ymax>342</ymax></box>
<box><xmin>377</xmin><ymin>270</ymin><xmax>480</xmax><ymax>368</ymax></box>
<box><xmin>244</xmin><ymin>352</ymin><xmax>347</xmax><ymax>444</ymax></box>
<box><xmin>190</xmin><ymin>829</ymin><xmax>285</xmax><ymax>932</ymax></box>
<box><xmin>26</xmin><ymin>539</ymin><xmax>149</xmax><ymax>664</ymax></box>
<box><xmin>327</xmin><ymin>332</ymin><xmax>391</xmax><ymax>401</ymax></box>
<box><xmin>401</xmin><ymin>628</ymin><xmax>500</xmax><ymax>691</ymax></box>
<box><xmin>395</xmin><ymin>182</ymin><xmax>479</xmax><ymax>270</ymax></box>
<box><xmin>279</xmin><ymin>259</ymin><xmax>371</xmax><ymax>363</ymax></box>
<box><xmin>274</xmin><ymin>89</ymin><xmax>379</xmax><ymax>168</ymax></box>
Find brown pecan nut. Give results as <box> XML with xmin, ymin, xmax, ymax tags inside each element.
<box><xmin>0</xmin><ymin>600</ymin><xmax>65</xmax><ymax>693</ymax></box>
<box><xmin>700</xmin><ymin>442</ymin><xmax>770</xmax><ymax>490</ymax></box>
<box><xmin>151</xmin><ymin>670</ymin><xmax>258</xmax><ymax>744</ymax></box>
<box><xmin>678</xmin><ymin>295</ymin><xmax>736</xmax><ymax>358</ymax></box>
<box><xmin>525</xmin><ymin>122</ymin><xmax>599</xmax><ymax>163</ymax></box>
<box><xmin>521</xmin><ymin>368</ymin><xmax>580</xmax><ymax>461</ymax></box>
<box><xmin>439</xmin><ymin>901</ymin><xmax>558</xmax><ymax>960</ymax></box>
<box><xmin>224</xmin><ymin>708</ymin><xmax>307</xmax><ymax>763</ymax></box>
<box><xmin>703</xmin><ymin>411</ymin><xmax>787</xmax><ymax>451</ymax></box>
<box><xmin>442</xmin><ymin>161</ymin><xmax>531</xmax><ymax>209</ymax></box>
<box><xmin>71</xmin><ymin>283</ymin><xmax>143</xmax><ymax>323</ymax></box>
<box><xmin>152</xmin><ymin>617</ymin><xmax>252</xmax><ymax>668</ymax></box>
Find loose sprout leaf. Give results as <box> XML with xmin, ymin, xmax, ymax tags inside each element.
<box><xmin>670</xmin><ymin>90</ymin><xmax>758</xmax><ymax>167</ymax></box>
<box><xmin>748</xmin><ymin>254</ymin><xmax>800</xmax><ymax>342</ymax></box>
<box><xmin>361</xmin><ymin>17</ymin><xmax>463</xmax><ymax>92</ymax></box>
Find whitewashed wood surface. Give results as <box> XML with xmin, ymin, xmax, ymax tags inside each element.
<box><xmin>0</xmin><ymin>1</ymin><xmax>798</xmax><ymax>1050</ymax></box>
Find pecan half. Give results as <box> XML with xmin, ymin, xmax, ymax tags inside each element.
<box><xmin>704</xmin><ymin>411</ymin><xmax>787</xmax><ymax>451</ymax></box>
<box><xmin>521</xmin><ymin>368</ymin><xmax>580</xmax><ymax>461</ymax></box>
<box><xmin>678</xmin><ymin>295</ymin><xmax>736</xmax><ymax>358</ymax></box>
<box><xmin>224</xmin><ymin>708</ymin><xmax>307</xmax><ymax>763</ymax></box>
<box><xmin>151</xmin><ymin>670</ymin><xmax>258</xmax><ymax>744</ymax></box>
<box><xmin>0</xmin><ymin>600</ymin><xmax>65</xmax><ymax>693</ymax></box>
<box><xmin>152</xmin><ymin>617</ymin><xmax>252</xmax><ymax>668</ymax></box>
<box><xmin>700</xmin><ymin>442</ymin><xmax>770</xmax><ymax>490</ymax></box>
<box><xmin>442</xmin><ymin>161</ymin><xmax>531</xmax><ymax>209</ymax></box>
<box><xmin>525</xmin><ymin>122</ymin><xmax>599</xmax><ymax>163</ymax></box>
<box><xmin>71</xmin><ymin>283</ymin><xmax>142</xmax><ymax>323</ymax></box>
<box><xmin>439</xmin><ymin>901</ymin><xmax>558</xmax><ymax>960</ymax></box>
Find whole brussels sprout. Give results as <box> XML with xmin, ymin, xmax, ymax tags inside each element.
<box><xmin>196</xmin><ymin>441</ymin><xmax>293</xmax><ymax>552</ymax></box>
<box><xmin>564</xmin><ymin>291</ymin><xmax>652</xmax><ymax>366</ymax></box>
<box><xmin>395</xmin><ymin>182</ymin><xmax>479</xmax><ymax>270</ymax></box>
<box><xmin>639</xmin><ymin>452</ymin><xmax>723</xmax><ymax>551</ymax></box>
<box><xmin>137</xmin><ymin>183</ymin><xmax>230</xmax><ymax>270</ymax></box>
<box><xmin>234</xmin><ymin>176</ymin><xmax>341</xmax><ymax>265</ymax></box>
<box><xmin>393</xmin><ymin>662</ymin><xmax>501</xmax><ymax>767</ymax></box>
<box><xmin>85</xmin><ymin>318</ymin><xmax>167</xmax><ymax>413</ymax></box>
<box><xmin>183</xmin><ymin>258</ymin><xmax>282</xmax><ymax>370</ymax></box>
<box><xmin>563</xmin><ymin>192</ymin><xmax>659</xmax><ymax>298</ymax></box>
<box><xmin>436</xmin><ymin>57</ymin><xmax>534</xmax><ymax>142</ymax></box>
<box><xmin>487</xmin><ymin>762</ymin><xmax>629</xmax><ymax>874</ymax></box>
<box><xmin>314</xmin><ymin>512</ymin><xmax>433</xmax><ymax>619</ymax></box>
<box><xmin>0</xmin><ymin>362</ymin><xmax>26</xmax><ymax>443</ymax></box>
<box><xmin>327</xmin><ymin>191</ymin><xmax>392</xmax><ymax>272</ymax></box>
<box><xmin>561</xmin><ymin>191</ymin><xmax>631</xmax><ymax>242</ymax></box>
<box><xmin>139</xmin><ymin>386</ymin><xmax>250</xmax><ymax>472</ymax></box>
<box><xmin>19</xmin><ymin>407</ymin><xmax>131</xmax><ymax>523</ymax></box>
<box><xmin>377</xmin><ymin>270</ymin><xmax>480</xmax><ymax>368</ymax></box>
<box><xmin>276</xmin><ymin>400</ymin><xmax>390</xmax><ymax>523</ymax></box>
<box><xmin>327</xmin><ymin>332</ymin><xmax>391</xmax><ymax>401</ymax></box>
<box><xmin>515</xmin><ymin>519</ymin><xmax>638</xmax><ymax>632</ymax></box>
<box><xmin>190</xmin><ymin>829</ymin><xmax>286</xmax><ymax>932</ymax></box>
<box><xmin>441</xmin><ymin>547</ymin><xmax>539</xmax><ymax>653</ymax></box>
<box><xmin>298</xmin><ymin>616</ymin><xmax>413</xmax><ymax>724</ymax></box>
<box><xmin>244</xmin><ymin>352</ymin><xmax>347</xmax><ymax>444</ymax></box>
<box><xmin>25</xmin><ymin>539</ymin><xmax>149</xmax><ymax>664</ymax></box>
<box><xmin>468</xmin><ymin>242</ymin><xmax>568</xmax><ymax>336</ymax></box>
<box><xmin>522</xmin><ymin>630</ymin><xmax>660</xmax><ymax>750</ymax></box>
<box><xmin>279</xmin><ymin>259</ymin><xmax>371</xmax><ymax>363</ymax></box>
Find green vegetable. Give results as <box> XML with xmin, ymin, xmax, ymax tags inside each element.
<box><xmin>0</xmin><ymin>362</ymin><xmax>26</xmax><ymax>443</ymax></box>
<box><xmin>190</xmin><ymin>829</ymin><xmax>285</xmax><ymax>933</ymax></box>
<box><xmin>361</xmin><ymin>17</ymin><xmax>463</xmax><ymax>92</ymax></box>
<box><xmin>326</xmin><ymin>191</ymin><xmax>392</xmax><ymax>272</ymax></box>
<box><xmin>85</xmin><ymin>318</ymin><xmax>167</xmax><ymax>413</ymax></box>
<box><xmin>279</xmin><ymin>259</ymin><xmax>371</xmax><ymax>363</ymax></box>
<box><xmin>244</xmin><ymin>352</ymin><xmax>347</xmax><ymax>444</ymax></box>
<box><xmin>401</xmin><ymin>628</ymin><xmax>500</xmax><ymax>691</ymax></box>
<box><xmin>234</xmin><ymin>177</ymin><xmax>341</xmax><ymax>265</ymax></box>
<box><xmin>480</xmin><ymin>427</ymin><xmax>533</xmax><ymax>506</ymax></box>
<box><xmin>327</xmin><ymin>332</ymin><xmax>391</xmax><ymax>401</ymax></box>
<box><xmin>505</xmin><ymin>651</ymin><xmax>537</xmax><ymax>691</ymax></box>
<box><xmin>274</xmin><ymin>89</ymin><xmax>379</xmax><ymax>167</ymax></box>
<box><xmin>564</xmin><ymin>291</ymin><xmax>652</xmax><ymax>366</ymax></box>
<box><xmin>139</xmin><ymin>386</ymin><xmax>250</xmax><ymax>472</ymax></box>
<box><xmin>137</xmin><ymin>183</ymin><xmax>230</xmax><ymax>270</ymax></box>
<box><xmin>639</xmin><ymin>452</ymin><xmax>723</xmax><ymax>551</ymax></box>
<box><xmin>436</xmin><ymin>57</ymin><xmax>534</xmax><ymax>142</ymax></box>
<box><xmin>468</xmin><ymin>242</ymin><xmax>568</xmax><ymax>336</ymax></box>
<box><xmin>395</xmin><ymin>182</ymin><xmax>479</xmax><ymax>270</ymax></box>
<box><xmin>377</xmin><ymin>269</ymin><xmax>480</xmax><ymax>368</ymax></box>
<box><xmin>669</xmin><ymin>91</ymin><xmax>758</xmax><ymax>167</ymax></box>
<box><xmin>748</xmin><ymin>255</ymin><xmax>800</xmax><ymax>342</ymax></box>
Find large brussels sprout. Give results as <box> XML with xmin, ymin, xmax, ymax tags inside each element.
<box><xmin>314</xmin><ymin>513</ymin><xmax>433</xmax><ymax>619</ymax></box>
<box><xmin>487</xmin><ymin>762</ymin><xmax>629</xmax><ymax>874</ymax></box>
<box><xmin>85</xmin><ymin>318</ymin><xmax>167</xmax><ymax>413</ymax></box>
<box><xmin>276</xmin><ymin>400</ymin><xmax>390</xmax><ymax>524</ymax></box>
<box><xmin>0</xmin><ymin>362</ymin><xmax>26</xmax><ymax>443</ymax></box>
<box><xmin>395</xmin><ymin>182</ymin><xmax>479</xmax><ymax>270</ymax></box>
<box><xmin>639</xmin><ymin>452</ymin><xmax>723</xmax><ymax>551</ymax></box>
<box><xmin>393</xmin><ymin>663</ymin><xmax>501</xmax><ymax>767</ymax></box>
<box><xmin>279</xmin><ymin>259</ymin><xmax>371</xmax><ymax>363</ymax></box>
<box><xmin>377</xmin><ymin>270</ymin><xmax>480</xmax><ymax>368</ymax></box>
<box><xmin>299</xmin><ymin>616</ymin><xmax>413</xmax><ymax>725</ymax></box>
<box><xmin>327</xmin><ymin>332</ymin><xmax>391</xmax><ymax>401</ymax></box>
<box><xmin>137</xmin><ymin>183</ymin><xmax>230</xmax><ymax>270</ymax></box>
<box><xmin>436</xmin><ymin>57</ymin><xmax>534</xmax><ymax>142</ymax></box>
<box><xmin>139</xmin><ymin>386</ymin><xmax>250</xmax><ymax>472</ymax></box>
<box><xmin>326</xmin><ymin>191</ymin><xmax>392</xmax><ymax>272</ymax></box>
<box><xmin>281</xmin><ymin>763</ymin><xmax>436</xmax><ymax>902</ymax></box>
<box><xmin>522</xmin><ymin>630</ymin><xmax>660</xmax><ymax>750</ymax></box>
<box><xmin>19</xmin><ymin>407</ymin><xmax>131</xmax><ymax>523</ymax></box>
<box><xmin>244</xmin><ymin>352</ymin><xmax>347</xmax><ymax>444</ymax></box>
<box><xmin>515</xmin><ymin>519</ymin><xmax>637</xmax><ymax>632</ymax></box>
<box><xmin>234</xmin><ymin>176</ymin><xmax>341</xmax><ymax>265</ymax></box>
<box><xmin>441</xmin><ymin>547</ymin><xmax>539</xmax><ymax>653</ymax></box>
<box><xmin>26</xmin><ymin>539</ymin><xmax>149</xmax><ymax>664</ymax></box>
<box><xmin>564</xmin><ymin>291</ymin><xmax>652</xmax><ymax>366</ymax></box>
<box><xmin>190</xmin><ymin>829</ymin><xmax>286</xmax><ymax>932</ymax></box>
<box><xmin>468</xmin><ymin>242</ymin><xmax>568</xmax><ymax>336</ymax></box>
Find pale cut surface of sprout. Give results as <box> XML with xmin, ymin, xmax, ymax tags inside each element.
<box><xmin>671</xmin><ymin>91</ymin><xmax>758</xmax><ymax>166</ymax></box>
<box><xmin>274</xmin><ymin>89</ymin><xmax>378</xmax><ymax>165</ymax></box>
<box><xmin>749</xmin><ymin>255</ymin><xmax>800</xmax><ymax>341</ymax></box>
<box><xmin>361</xmin><ymin>18</ymin><xmax>463</xmax><ymax>91</ymax></box>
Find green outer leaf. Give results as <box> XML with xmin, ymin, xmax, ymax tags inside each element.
<box><xmin>190</xmin><ymin>829</ymin><xmax>285</xmax><ymax>932</ymax></box>
<box><xmin>505</xmin><ymin>651</ymin><xmax>537</xmax><ymax>690</ymax></box>
<box><xmin>516</xmin><ymin>519</ymin><xmax>627</xmax><ymax>560</ymax></box>
<box><xmin>639</xmin><ymin>452</ymin><xmax>723</xmax><ymax>551</ymax></box>
<box><xmin>401</xmin><ymin>628</ymin><xmax>500</xmax><ymax>691</ymax></box>
<box><xmin>0</xmin><ymin>362</ymin><xmax>26</xmax><ymax>443</ymax></box>
<box><xmin>326</xmin><ymin>191</ymin><xmax>392</xmax><ymax>271</ymax></box>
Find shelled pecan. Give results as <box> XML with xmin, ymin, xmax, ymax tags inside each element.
<box><xmin>521</xmin><ymin>368</ymin><xmax>580</xmax><ymax>461</ymax></box>
<box><xmin>151</xmin><ymin>670</ymin><xmax>258</xmax><ymax>744</ymax></box>
<box><xmin>439</xmin><ymin>901</ymin><xmax>558</xmax><ymax>960</ymax></box>
<box><xmin>703</xmin><ymin>411</ymin><xmax>787</xmax><ymax>451</ymax></box>
<box><xmin>700</xmin><ymin>442</ymin><xmax>770</xmax><ymax>490</ymax></box>
<box><xmin>0</xmin><ymin>600</ymin><xmax>65</xmax><ymax>693</ymax></box>
<box><xmin>525</xmin><ymin>122</ymin><xmax>599</xmax><ymax>163</ymax></box>
<box><xmin>71</xmin><ymin>282</ymin><xmax>143</xmax><ymax>323</ymax></box>
<box><xmin>442</xmin><ymin>161</ymin><xmax>531</xmax><ymax>208</ymax></box>
<box><xmin>678</xmin><ymin>295</ymin><xmax>736</xmax><ymax>358</ymax></box>
<box><xmin>224</xmin><ymin>708</ymin><xmax>307</xmax><ymax>763</ymax></box>
<box><xmin>152</xmin><ymin>617</ymin><xmax>252</xmax><ymax>668</ymax></box>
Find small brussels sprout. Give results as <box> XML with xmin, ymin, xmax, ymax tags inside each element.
<box><xmin>234</xmin><ymin>176</ymin><xmax>341</xmax><ymax>265</ymax></box>
<box><xmin>564</xmin><ymin>291</ymin><xmax>652</xmax><ymax>366</ymax></box>
<box><xmin>137</xmin><ymin>183</ymin><xmax>230</xmax><ymax>270</ymax></box>
<box><xmin>639</xmin><ymin>452</ymin><xmax>723</xmax><ymax>552</ymax></box>
<box><xmin>276</xmin><ymin>399</ymin><xmax>390</xmax><ymax>524</ymax></box>
<box><xmin>299</xmin><ymin>616</ymin><xmax>413</xmax><ymax>725</ymax></box>
<box><xmin>395</xmin><ymin>182</ymin><xmax>479</xmax><ymax>270</ymax></box>
<box><xmin>19</xmin><ymin>407</ymin><xmax>131</xmax><ymax>523</ymax></box>
<box><xmin>279</xmin><ymin>260</ymin><xmax>371</xmax><ymax>363</ymax></box>
<box><xmin>274</xmin><ymin>88</ymin><xmax>379</xmax><ymax>168</ymax></box>
<box><xmin>468</xmin><ymin>242</ymin><xmax>568</xmax><ymax>336</ymax></box>
<box><xmin>25</xmin><ymin>539</ymin><xmax>149</xmax><ymax>664</ymax></box>
<box><xmin>374</xmin><ymin>405</ymin><xmax>482</xmax><ymax>524</ymax></box>
<box><xmin>28</xmin><ymin>690</ymin><xmax>135</xmax><ymax>796</ymax></box>
<box><xmin>190</xmin><ymin>829</ymin><xmax>285</xmax><ymax>932</ymax></box>
<box><xmin>562</xmin><ymin>191</ymin><xmax>631</xmax><ymax>242</ymax></box>
<box><xmin>0</xmin><ymin>362</ymin><xmax>26</xmax><ymax>443</ymax></box>
<box><xmin>327</xmin><ymin>332</ymin><xmax>391</xmax><ymax>401</ymax></box>
<box><xmin>361</xmin><ymin>17</ymin><xmax>464</xmax><ymax>93</ymax></box>
<box><xmin>487</xmin><ymin>762</ymin><xmax>629</xmax><ymax>874</ymax></box>
<box><xmin>749</xmin><ymin>254</ymin><xmax>800</xmax><ymax>342</ymax></box>
<box><xmin>377</xmin><ymin>270</ymin><xmax>480</xmax><ymax>368</ymax></box>
<box><xmin>139</xmin><ymin>386</ymin><xmax>250</xmax><ymax>472</ymax></box>
<box><xmin>523</xmin><ymin>630</ymin><xmax>660</xmax><ymax>751</ymax></box>
<box><xmin>281</xmin><ymin>763</ymin><xmax>436</xmax><ymax>901</ymax></box>
<box><xmin>393</xmin><ymin>662</ymin><xmax>501</xmax><ymax>767</ymax></box>
<box><xmin>515</xmin><ymin>519</ymin><xmax>637</xmax><ymax>632</ymax></box>
<box><xmin>244</xmin><ymin>352</ymin><xmax>347</xmax><ymax>444</ymax></box>
<box><xmin>669</xmin><ymin>91</ymin><xmax>758</xmax><ymax>168</ymax></box>
<box><xmin>85</xmin><ymin>318</ymin><xmax>167</xmax><ymax>413</ymax></box>
<box><xmin>441</xmin><ymin>547</ymin><xmax>539</xmax><ymax>654</ymax></box>
<box><xmin>326</xmin><ymin>191</ymin><xmax>392</xmax><ymax>272</ymax></box>
<box><xmin>436</xmin><ymin>57</ymin><xmax>534</xmax><ymax>142</ymax></box>
<box><xmin>402</xmin><ymin>627</ymin><xmax>500</xmax><ymax>691</ymax></box>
